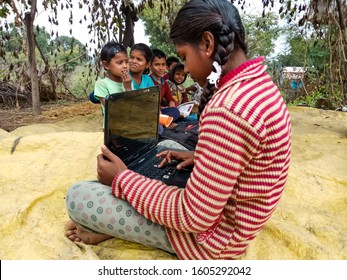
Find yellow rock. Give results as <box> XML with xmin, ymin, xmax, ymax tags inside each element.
<box><xmin>0</xmin><ymin>107</ymin><xmax>346</xmax><ymax>260</ymax></box>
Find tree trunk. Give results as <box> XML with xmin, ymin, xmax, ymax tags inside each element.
<box><xmin>24</xmin><ymin>0</ymin><xmax>41</xmax><ymax>116</ymax></box>
<box><xmin>122</xmin><ymin>0</ymin><xmax>137</xmax><ymax>48</ymax></box>
<box><xmin>307</xmin><ymin>0</ymin><xmax>347</xmax><ymax>103</ymax></box>
<box><xmin>335</xmin><ymin>0</ymin><xmax>347</xmax><ymax>100</ymax></box>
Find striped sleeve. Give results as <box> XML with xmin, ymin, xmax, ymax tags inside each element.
<box><xmin>112</xmin><ymin>106</ymin><xmax>262</xmax><ymax>233</ymax></box>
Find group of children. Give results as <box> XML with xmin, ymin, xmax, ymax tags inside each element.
<box><xmin>90</xmin><ymin>41</ymin><xmax>202</xmax><ymax>128</ymax></box>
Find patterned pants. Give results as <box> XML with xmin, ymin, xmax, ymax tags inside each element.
<box><xmin>66</xmin><ymin>140</ymin><xmax>187</xmax><ymax>254</ymax></box>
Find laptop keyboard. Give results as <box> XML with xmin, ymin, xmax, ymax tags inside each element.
<box><xmin>135</xmin><ymin>155</ymin><xmax>178</xmax><ymax>181</ymax></box>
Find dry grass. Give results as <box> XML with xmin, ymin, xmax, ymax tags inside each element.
<box><xmin>0</xmin><ymin>101</ymin><xmax>100</xmax><ymax>132</ymax></box>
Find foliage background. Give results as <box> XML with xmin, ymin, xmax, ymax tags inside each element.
<box><xmin>0</xmin><ymin>0</ymin><xmax>346</xmax><ymax>111</ymax></box>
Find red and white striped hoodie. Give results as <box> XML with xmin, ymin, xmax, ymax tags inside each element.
<box><xmin>112</xmin><ymin>56</ymin><xmax>291</xmax><ymax>259</ymax></box>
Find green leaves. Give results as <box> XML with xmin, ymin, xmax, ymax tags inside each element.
<box><xmin>0</xmin><ymin>5</ymin><xmax>10</xmax><ymax>18</ymax></box>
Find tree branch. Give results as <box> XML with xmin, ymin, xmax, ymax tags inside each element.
<box><xmin>56</xmin><ymin>52</ymin><xmax>87</xmax><ymax>68</ymax></box>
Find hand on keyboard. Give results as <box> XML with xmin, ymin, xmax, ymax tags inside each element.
<box><xmin>156</xmin><ymin>150</ymin><xmax>194</xmax><ymax>170</ymax></box>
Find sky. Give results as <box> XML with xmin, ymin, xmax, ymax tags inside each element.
<box><xmin>34</xmin><ymin>2</ymin><xmax>150</xmax><ymax>47</ymax></box>
<box><xmin>32</xmin><ymin>0</ymin><xmax>264</xmax><ymax>47</ymax></box>
<box><xmin>0</xmin><ymin>1</ymin><xmax>149</xmax><ymax>47</ymax></box>
<box><xmin>4</xmin><ymin>0</ymin><xmax>286</xmax><ymax>57</ymax></box>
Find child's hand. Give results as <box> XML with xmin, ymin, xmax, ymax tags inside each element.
<box><xmin>185</xmin><ymin>85</ymin><xmax>197</xmax><ymax>93</ymax></box>
<box><xmin>169</xmin><ymin>101</ymin><xmax>176</xmax><ymax>108</ymax></box>
<box><xmin>97</xmin><ymin>145</ymin><xmax>127</xmax><ymax>186</ymax></box>
<box><xmin>156</xmin><ymin>150</ymin><xmax>194</xmax><ymax>169</ymax></box>
<box><xmin>122</xmin><ymin>71</ymin><xmax>132</xmax><ymax>91</ymax></box>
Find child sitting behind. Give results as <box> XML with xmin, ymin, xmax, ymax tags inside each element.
<box><xmin>163</xmin><ymin>56</ymin><xmax>180</xmax><ymax>81</ymax></box>
<box><xmin>93</xmin><ymin>41</ymin><xmax>132</xmax><ymax>128</ymax></box>
<box><xmin>149</xmin><ymin>48</ymin><xmax>180</xmax><ymax>122</ymax></box>
<box><xmin>129</xmin><ymin>43</ymin><xmax>155</xmax><ymax>90</ymax></box>
<box><xmin>167</xmin><ymin>63</ymin><xmax>189</xmax><ymax>106</ymax></box>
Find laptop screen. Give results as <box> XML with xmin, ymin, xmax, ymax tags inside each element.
<box><xmin>104</xmin><ymin>86</ymin><xmax>161</xmax><ymax>164</ymax></box>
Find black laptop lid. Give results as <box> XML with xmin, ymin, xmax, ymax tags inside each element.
<box><xmin>104</xmin><ymin>86</ymin><xmax>161</xmax><ymax>165</ymax></box>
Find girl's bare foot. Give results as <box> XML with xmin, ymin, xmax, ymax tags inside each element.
<box><xmin>65</xmin><ymin>220</ymin><xmax>112</xmax><ymax>245</ymax></box>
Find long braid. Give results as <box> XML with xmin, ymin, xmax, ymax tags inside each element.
<box><xmin>169</xmin><ymin>0</ymin><xmax>248</xmax><ymax>116</ymax></box>
<box><xmin>198</xmin><ymin>23</ymin><xmax>237</xmax><ymax>115</ymax></box>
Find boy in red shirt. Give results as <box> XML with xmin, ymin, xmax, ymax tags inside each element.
<box><xmin>149</xmin><ymin>48</ymin><xmax>180</xmax><ymax>122</ymax></box>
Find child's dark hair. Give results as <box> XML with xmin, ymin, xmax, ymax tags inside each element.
<box><xmin>169</xmin><ymin>0</ymin><xmax>247</xmax><ymax>115</ymax></box>
<box><xmin>169</xmin><ymin>63</ymin><xmax>187</xmax><ymax>85</ymax></box>
<box><xmin>130</xmin><ymin>43</ymin><xmax>153</xmax><ymax>74</ymax></box>
<box><xmin>166</xmin><ymin>56</ymin><xmax>180</xmax><ymax>67</ymax></box>
<box><xmin>100</xmin><ymin>41</ymin><xmax>127</xmax><ymax>63</ymax></box>
<box><xmin>151</xmin><ymin>48</ymin><xmax>167</xmax><ymax>63</ymax></box>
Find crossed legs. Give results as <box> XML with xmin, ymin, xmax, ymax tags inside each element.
<box><xmin>64</xmin><ymin>180</ymin><xmax>175</xmax><ymax>253</ymax></box>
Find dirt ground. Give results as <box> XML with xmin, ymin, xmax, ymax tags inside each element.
<box><xmin>0</xmin><ymin>101</ymin><xmax>100</xmax><ymax>132</ymax></box>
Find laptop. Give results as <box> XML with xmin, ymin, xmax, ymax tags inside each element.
<box><xmin>104</xmin><ymin>86</ymin><xmax>192</xmax><ymax>188</ymax></box>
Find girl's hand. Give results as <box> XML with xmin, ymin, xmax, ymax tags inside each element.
<box><xmin>168</xmin><ymin>100</ymin><xmax>176</xmax><ymax>108</ymax></box>
<box><xmin>122</xmin><ymin>71</ymin><xmax>132</xmax><ymax>91</ymax></box>
<box><xmin>185</xmin><ymin>85</ymin><xmax>197</xmax><ymax>93</ymax></box>
<box><xmin>99</xmin><ymin>97</ymin><xmax>106</xmax><ymax>106</ymax></box>
<box><xmin>97</xmin><ymin>145</ymin><xmax>127</xmax><ymax>186</ymax></box>
<box><xmin>156</xmin><ymin>150</ymin><xmax>194</xmax><ymax>169</ymax></box>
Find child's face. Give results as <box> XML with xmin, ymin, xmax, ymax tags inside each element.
<box><xmin>103</xmin><ymin>52</ymin><xmax>129</xmax><ymax>82</ymax></box>
<box><xmin>129</xmin><ymin>50</ymin><xmax>150</xmax><ymax>75</ymax></box>
<box><xmin>150</xmin><ymin>57</ymin><xmax>167</xmax><ymax>79</ymax></box>
<box><xmin>175</xmin><ymin>43</ymin><xmax>212</xmax><ymax>86</ymax></box>
<box><xmin>174</xmin><ymin>69</ymin><xmax>186</xmax><ymax>85</ymax></box>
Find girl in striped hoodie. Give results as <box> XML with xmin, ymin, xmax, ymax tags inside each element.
<box><xmin>65</xmin><ymin>0</ymin><xmax>291</xmax><ymax>260</ymax></box>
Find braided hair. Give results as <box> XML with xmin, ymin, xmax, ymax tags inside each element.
<box><xmin>169</xmin><ymin>0</ymin><xmax>247</xmax><ymax>115</ymax></box>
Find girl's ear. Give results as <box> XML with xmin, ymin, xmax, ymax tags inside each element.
<box><xmin>101</xmin><ymin>60</ymin><xmax>109</xmax><ymax>70</ymax></box>
<box><xmin>200</xmin><ymin>31</ymin><xmax>215</xmax><ymax>58</ymax></box>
